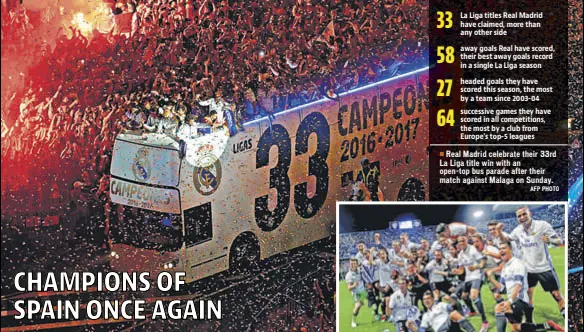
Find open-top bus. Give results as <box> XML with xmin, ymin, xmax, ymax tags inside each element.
<box><xmin>108</xmin><ymin>68</ymin><xmax>429</xmax><ymax>283</ymax></box>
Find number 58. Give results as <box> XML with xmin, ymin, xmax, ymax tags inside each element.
<box><xmin>437</xmin><ymin>46</ymin><xmax>455</xmax><ymax>63</ymax></box>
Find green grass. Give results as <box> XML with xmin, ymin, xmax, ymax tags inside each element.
<box><xmin>339</xmin><ymin>247</ymin><xmax>565</xmax><ymax>332</ymax></box>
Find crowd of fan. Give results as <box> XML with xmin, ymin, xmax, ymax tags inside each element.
<box><xmin>570</xmin><ymin>133</ymin><xmax>582</xmax><ymax>182</ymax></box>
<box><xmin>0</xmin><ymin>0</ymin><xmax>427</xmax><ymax>219</ymax></box>
<box><xmin>251</xmin><ymin>264</ymin><xmax>335</xmax><ymax>332</ymax></box>
<box><xmin>568</xmin><ymin>0</ymin><xmax>583</xmax><ymax>131</ymax></box>
<box><xmin>569</xmin><ymin>272</ymin><xmax>583</xmax><ymax>332</ymax></box>
<box><xmin>567</xmin><ymin>0</ymin><xmax>583</xmax><ymax>302</ymax></box>
<box><xmin>340</xmin><ymin>226</ymin><xmax>437</xmax><ymax>260</ymax></box>
<box><xmin>568</xmin><ymin>129</ymin><xmax>582</xmax><ymax>272</ymax></box>
<box><xmin>568</xmin><ymin>201</ymin><xmax>583</xmax><ymax>269</ymax></box>
<box><xmin>568</xmin><ymin>125</ymin><xmax>582</xmax><ymax>269</ymax></box>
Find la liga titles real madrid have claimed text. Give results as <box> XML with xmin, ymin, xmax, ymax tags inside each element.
<box><xmin>13</xmin><ymin>272</ymin><xmax>222</xmax><ymax>320</ymax></box>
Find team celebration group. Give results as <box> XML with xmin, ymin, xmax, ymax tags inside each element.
<box><xmin>345</xmin><ymin>207</ymin><xmax>565</xmax><ymax>332</ymax></box>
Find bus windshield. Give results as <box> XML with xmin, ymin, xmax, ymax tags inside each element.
<box><xmin>110</xmin><ymin>207</ymin><xmax>183</xmax><ymax>252</ymax></box>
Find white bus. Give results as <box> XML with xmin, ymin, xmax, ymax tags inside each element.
<box><xmin>108</xmin><ymin>68</ymin><xmax>429</xmax><ymax>283</ymax></box>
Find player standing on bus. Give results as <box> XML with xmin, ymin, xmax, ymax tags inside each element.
<box><xmin>355</xmin><ymin>158</ymin><xmax>383</xmax><ymax>201</ymax></box>
<box><xmin>496</xmin><ymin>206</ymin><xmax>565</xmax><ymax>321</ymax></box>
<box><xmin>177</xmin><ymin>113</ymin><xmax>199</xmax><ymax>140</ymax></box>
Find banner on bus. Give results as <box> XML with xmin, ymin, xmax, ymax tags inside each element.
<box><xmin>110</xmin><ymin>178</ymin><xmax>180</xmax><ymax>214</ymax></box>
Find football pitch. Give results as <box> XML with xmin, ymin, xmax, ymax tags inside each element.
<box><xmin>338</xmin><ymin>247</ymin><xmax>565</xmax><ymax>332</ymax></box>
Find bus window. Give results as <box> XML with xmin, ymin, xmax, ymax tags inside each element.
<box><xmin>184</xmin><ymin>202</ymin><xmax>213</xmax><ymax>246</ymax></box>
<box><xmin>111</xmin><ymin>206</ymin><xmax>183</xmax><ymax>252</ymax></box>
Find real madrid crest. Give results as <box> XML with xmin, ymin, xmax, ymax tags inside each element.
<box><xmin>132</xmin><ymin>147</ymin><xmax>151</xmax><ymax>181</ymax></box>
<box><xmin>193</xmin><ymin>144</ymin><xmax>222</xmax><ymax>196</ymax></box>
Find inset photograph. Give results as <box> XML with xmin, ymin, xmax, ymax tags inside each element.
<box><xmin>337</xmin><ymin>202</ymin><xmax>567</xmax><ymax>332</ymax></box>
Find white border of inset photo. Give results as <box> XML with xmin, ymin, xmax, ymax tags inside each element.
<box><xmin>335</xmin><ymin>201</ymin><xmax>568</xmax><ymax>332</ymax></box>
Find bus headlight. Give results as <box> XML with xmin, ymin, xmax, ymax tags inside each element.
<box><xmin>163</xmin><ymin>260</ymin><xmax>178</xmax><ymax>269</ymax></box>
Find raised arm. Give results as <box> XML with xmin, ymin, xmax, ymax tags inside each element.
<box><xmin>541</xmin><ymin>222</ymin><xmax>563</xmax><ymax>245</ymax></box>
<box><xmin>496</xmin><ymin>223</ymin><xmax>511</xmax><ymax>242</ymax></box>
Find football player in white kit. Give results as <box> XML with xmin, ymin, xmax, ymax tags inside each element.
<box><xmin>496</xmin><ymin>206</ymin><xmax>565</xmax><ymax>321</ymax></box>
<box><xmin>362</xmin><ymin>248</ymin><xmax>381</xmax><ymax>320</ymax></box>
<box><xmin>372</xmin><ymin>247</ymin><xmax>400</xmax><ymax>321</ymax></box>
<box><xmin>346</xmin><ymin>258</ymin><xmax>365</xmax><ymax>328</ymax></box>
<box><xmin>472</xmin><ymin>233</ymin><xmax>505</xmax><ymax>303</ymax></box>
<box><xmin>491</xmin><ymin>241</ymin><xmax>564</xmax><ymax>332</ymax></box>
<box><xmin>425</xmin><ymin>249</ymin><xmax>452</xmax><ymax>301</ymax></box>
<box><xmin>390</xmin><ymin>240</ymin><xmax>409</xmax><ymax>273</ymax></box>
<box><xmin>455</xmin><ymin>235</ymin><xmax>490</xmax><ymax>332</ymax></box>
<box><xmin>431</xmin><ymin>235</ymin><xmax>452</xmax><ymax>259</ymax></box>
<box><xmin>355</xmin><ymin>241</ymin><xmax>367</xmax><ymax>265</ymax></box>
<box><xmin>409</xmin><ymin>291</ymin><xmax>476</xmax><ymax>332</ymax></box>
<box><xmin>401</xmin><ymin>233</ymin><xmax>421</xmax><ymax>252</ymax></box>
<box><xmin>436</xmin><ymin>222</ymin><xmax>477</xmax><ymax>240</ymax></box>
<box><xmin>488</xmin><ymin>221</ymin><xmax>521</xmax><ymax>258</ymax></box>
<box><xmin>388</xmin><ymin>278</ymin><xmax>420</xmax><ymax>332</ymax></box>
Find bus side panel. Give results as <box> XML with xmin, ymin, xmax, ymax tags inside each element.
<box><xmin>324</xmin><ymin>72</ymin><xmax>429</xmax><ymax>204</ymax></box>
<box><xmin>250</xmin><ymin>71</ymin><xmax>429</xmax><ymax>259</ymax></box>
<box><xmin>375</xmin><ymin>72</ymin><xmax>429</xmax><ymax>200</ymax></box>
<box><xmin>179</xmin><ymin>130</ymin><xmax>259</xmax><ymax>278</ymax></box>
<box><xmin>180</xmin><ymin>71</ymin><xmax>429</xmax><ymax>281</ymax></box>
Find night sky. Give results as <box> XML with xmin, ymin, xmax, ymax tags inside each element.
<box><xmin>336</xmin><ymin>203</ymin><xmax>556</xmax><ymax>233</ymax></box>
<box><xmin>338</xmin><ymin>204</ymin><xmax>464</xmax><ymax>233</ymax></box>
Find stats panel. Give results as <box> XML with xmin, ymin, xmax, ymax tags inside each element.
<box><xmin>429</xmin><ymin>0</ymin><xmax>569</xmax><ymax>201</ymax></box>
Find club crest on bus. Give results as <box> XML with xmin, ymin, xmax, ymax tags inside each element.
<box><xmin>132</xmin><ymin>148</ymin><xmax>151</xmax><ymax>181</ymax></box>
<box><xmin>193</xmin><ymin>146</ymin><xmax>222</xmax><ymax>196</ymax></box>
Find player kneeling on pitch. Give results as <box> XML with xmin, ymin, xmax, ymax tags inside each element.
<box><xmin>491</xmin><ymin>242</ymin><xmax>564</xmax><ymax>332</ymax></box>
<box><xmin>388</xmin><ymin>278</ymin><xmax>420</xmax><ymax>332</ymax></box>
<box><xmin>408</xmin><ymin>291</ymin><xmax>476</xmax><ymax>332</ymax></box>
<box><xmin>346</xmin><ymin>258</ymin><xmax>365</xmax><ymax>328</ymax></box>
